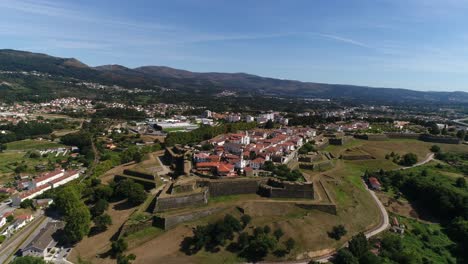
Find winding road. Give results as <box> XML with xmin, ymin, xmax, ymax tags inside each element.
<box><xmin>274</xmin><ymin>153</ymin><xmax>435</xmax><ymax>264</ymax></box>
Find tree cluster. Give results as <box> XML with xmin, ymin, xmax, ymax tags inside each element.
<box><xmin>165</xmin><ymin>122</ymin><xmax>257</xmax><ymax>146</ymax></box>
<box><xmin>264</xmin><ymin>161</ymin><xmax>303</xmax><ymax>181</ymax></box>
<box><xmin>112</xmin><ymin>179</ymin><xmax>148</xmax><ymax>206</ymax></box>
<box><xmin>53</xmin><ymin>185</ymin><xmax>91</xmax><ymax>244</ymax></box>
<box><xmin>181</xmin><ymin>214</ymin><xmax>295</xmax><ymax>262</ymax></box>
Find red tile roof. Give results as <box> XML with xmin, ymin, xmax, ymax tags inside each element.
<box><xmin>34</xmin><ymin>169</ymin><xmax>64</xmax><ymax>184</ymax></box>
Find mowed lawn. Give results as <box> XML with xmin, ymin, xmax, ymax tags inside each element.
<box><xmin>0</xmin><ymin>152</ymin><xmax>24</xmax><ymax>177</ymax></box>
<box><xmin>6</xmin><ymin>139</ymin><xmax>64</xmax><ymax>151</ymax></box>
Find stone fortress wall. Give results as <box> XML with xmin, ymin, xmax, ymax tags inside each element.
<box><xmin>258</xmin><ymin>178</ymin><xmax>314</xmax><ymax>199</ymax></box>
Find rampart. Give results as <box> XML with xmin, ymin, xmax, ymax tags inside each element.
<box><xmin>154</xmin><ymin>207</ymin><xmax>224</xmax><ymax>230</ymax></box>
<box><xmin>258</xmin><ymin>178</ymin><xmax>314</xmax><ymax>199</ymax></box>
<box><xmin>341</xmin><ymin>154</ymin><xmax>374</xmax><ymax>160</ymax></box>
<box><xmin>164</xmin><ymin>146</ymin><xmax>192</xmax><ymax>175</ymax></box>
<box><xmin>384</xmin><ymin>132</ymin><xmax>420</xmax><ymax>140</ymax></box>
<box><xmin>114</xmin><ymin>175</ymin><xmax>156</xmax><ymax>190</ymax></box>
<box><xmin>154</xmin><ymin>182</ymin><xmax>208</xmax><ymax>212</ymax></box>
<box><xmin>299</xmin><ymin>160</ymin><xmax>333</xmax><ymax>171</ymax></box>
<box><xmin>198</xmin><ymin>178</ymin><xmax>266</xmax><ymax>197</ymax></box>
<box><xmin>419</xmin><ymin>134</ymin><xmax>461</xmax><ymax>144</ymax></box>
<box><xmin>328</xmin><ymin>136</ymin><xmax>351</xmax><ymax>146</ymax></box>
<box><xmin>122</xmin><ymin>169</ymin><xmax>154</xmax><ymax>180</ymax></box>
<box><xmin>354</xmin><ymin>134</ymin><xmax>389</xmax><ymax>141</ymax></box>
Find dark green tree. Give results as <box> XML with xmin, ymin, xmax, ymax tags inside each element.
<box><xmin>329</xmin><ymin>225</ymin><xmax>347</xmax><ymax>240</ymax></box>
<box><xmin>111</xmin><ymin>238</ymin><xmax>128</xmax><ymax>257</ymax></box>
<box><xmin>334</xmin><ymin>248</ymin><xmax>358</xmax><ymax>264</ymax></box>
<box><xmin>348</xmin><ymin>233</ymin><xmax>368</xmax><ymax>259</ymax></box>
<box><xmin>90</xmin><ymin>199</ymin><xmax>108</xmax><ymax>217</ymax></box>
<box><xmin>274</xmin><ymin>228</ymin><xmax>284</xmax><ymax>240</ymax></box>
<box><xmin>93</xmin><ymin>213</ymin><xmax>112</xmax><ymax>232</ymax></box>
<box><xmin>400</xmin><ymin>153</ymin><xmax>418</xmax><ymax>166</ymax></box>
<box><xmin>11</xmin><ymin>256</ymin><xmax>47</xmax><ymax>264</ymax></box>
<box><xmin>430</xmin><ymin>145</ymin><xmax>441</xmax><ymax>153</ymax></box>
<box><xmin>240</xmin><ymin>214</ymin><xmax>252</xmax><ymax>228</ymax></box>
<box><xmin>285</xmin><ymin>238</ymin><xmax>295</xmax><ymax>252</ymax></box>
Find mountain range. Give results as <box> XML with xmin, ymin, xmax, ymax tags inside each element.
<box><xmin>1</xmin><ymin>49</ymin><xmax>467</xmax><ymax>104</ymax></box>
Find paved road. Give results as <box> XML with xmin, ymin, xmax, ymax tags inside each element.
<box><xmin>398</xmin><ymin>153</ymin><xmax>434</xmax><ymax>171</ymax></box>
<box><xmin>0</xmin><ymin>215</ymin><xmax>49</xmax><ymax>264</ymax></box>
<box><xmin>311</xmin><ymin>180</ymin><xmax>390</xmax><ymax>263</ymax></box>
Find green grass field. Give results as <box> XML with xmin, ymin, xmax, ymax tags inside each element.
<box><xmin>6</xmin><ymin>139</ymin><xmax>64</xmax><ymax>151</ymax></box>
<box><xmin>390</xmin><ymin>215</ymin><xmax>456</xmax><ymax>263</ymax></box>
<box><xmin>0</xmin><ymin>152</ymin><xmax>24</xmax><ymax>178</ymax></box>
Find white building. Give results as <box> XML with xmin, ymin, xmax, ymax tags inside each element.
<box><xmin>12</xmin><ymin>170</ymin><xmax>80</xmax><ymax>207</ymax></box>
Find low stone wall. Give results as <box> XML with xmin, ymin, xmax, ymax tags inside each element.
<box><xmin>419</xmin><ymin>134</ymin><xmax>461</xmax><ymax>144</ymax></box>
<box><xmin>199</xmin><ymin>178</ymin><xmax>266</xmax><ymax>197</ymax></box>
<box><xmin>155</xmin><ymin>187</ymin><xmax>208</xmax><ymax>212</ymax></box>
<box><xmin>341</xmin><ymin>154</ymin><xmax>374</xmax><ymax>160</ymax></box>
<box><xmin>114</xmin><ymin>175</ymin><xmax>156</xmax><ymax>190</ymax></box>
<box><xmin>120</xmin><ymin>218</ymin><xmax>154</xmax><ymax>237</ymax></box>
<box><xmin>354</xmin><ymin>134</ymin><xmax>389</xmax><ymax>141</ymax></box>
<box><xmin>316</xmin><ymin>141</ymin><xmax>329</xmax><ymax>150</ymax></box>
<box><xmin>259</xmin><ymin>178</ymin><xmax>314</xmax><ymax>199</ymax></box>
<box><xmin>384</xmin><ymin>132</ymin><xmax>420</xmax><ymax>140</ymax></box>
<box><xmin>123</xmin><ymin>169</ymin><xmax>154</xmax><ymax>180</ymax></box>
<box><xmin>295</xmin><ymin>203</ymin><xmax>337</xmax><ymax>215</ymax></box>
<box><xmin>299</xmin><ymin>160</ymin><xmax>333</xmax><ymax>171</ymax></box>
<box><xmin>329</xmin><ymin>137</ymin><xmax>350</xmax><ymax>146</ymax></box>
<box><xmin>154</xmin><ymin>207</ymin><xmax>224</xmax><ymax>230</ymax></box>
<box><xmin>298</xmin><ymin>154</ymin><xmax>321</xmax><ymax>163</ymax></box>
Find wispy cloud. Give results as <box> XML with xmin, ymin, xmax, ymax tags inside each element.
<box><xmin>316</xmin><ymin>33</ymin><xmax>372</xmax><ymax>49</ymax></box>
<box><xmin>0</xmin><ymin>0</ymin><xmax>170</xmax><ymax>31</ymax></box>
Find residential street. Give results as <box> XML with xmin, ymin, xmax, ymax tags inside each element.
<box><xmin>0</xmin><ymin>214</ymin><xmax>49</xmax><ymax>264</ymax></box>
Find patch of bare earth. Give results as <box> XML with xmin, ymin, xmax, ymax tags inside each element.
<box><xmin>69</xmin><ymin>201</ymin><xmax>137</xmax><ymax>263</ymax></box>
<box><xmin>127</xmin><ymin>225</ymin><xmax>195</xmax><ymax>264</ymax></box>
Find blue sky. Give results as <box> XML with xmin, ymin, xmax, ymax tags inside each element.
<box><xmin>1</xmin><ymin>0</ymin><xmax>468</xmax><ymax>91</ymax></box>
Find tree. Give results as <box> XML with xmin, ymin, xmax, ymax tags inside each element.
<box><xmin>329</xmin><ymin>225</ymin><xmax>347</xmax><ymax>240</ymax></box>
<box><xmin>263</xmin><ymin>225</ymin><xmax>271</xmax><ymax>234</ymax></box>
<box><xmin>114</xmin><ymin>179</ymin><xmax>147</xmax><ymax>206</ymax></box>
<box><xmin>127</xmin><ymin>185</ymin><xmax>147</xmax><ymax>205</ymax></box>
<box><xmin>117</xmin><ymin>254</ymin><xmax>136</xmax><ymax>264</ymax></box>
<box><xmin>264</xmin><ymin>119</ymin><xmax>274</xmax><ymax>129</ymax></box>
<box><xmin>274</xmin><ymin>228</ymin><xmax>284</xmax><ymax>240</ymax></box>
<box><xmin>64</xmin><ymin>205</ymin><xmax>92</xmax><ymax>243</ymax></box>
<box><xmin>359</xmin><ymin>252</ymin><xmax>382</xmax><ymax>264</ymax></box>
<box><xmin>456</xmin><ymin>130</ymin><xmax>466</xmax><ymax>140</ymax></box>
<box><xmin>11</xmin><ymin>256</ymin><xmax>46</xmax><ymax>264</ymax></box>
<box><xmin>54</xmin><ymin>186</ymin><xmax>91</xmax><ymax>244</ymax></box>
<box><xmin>441</xmin><ymin>127</ymin><xmax>448</xmax><ymax>135</ymax></box>
<box><xmin>111</xmin><ymin>238</ymin><xmax>128</xmax><ymax>257</ymax></box>
<box><xmin>94</xmin><ymin>185</ymin><xmax>113</xmax><ymax>201</ymax></box>
<box><xmin>348</xmin><ymin>233</ymin><xmax>368</xmax><ymax>259</ymax></box>
<box><xmin>285</xmin><ymin>238</ymin><xmax>295</xmax><ymax>252</ymax></box>
<box><xmin>400</xmin><ymin>153</ymin><xmax>418</xmax><ymax>166</ymax></box>
<box><xmin>0</xmin><ymin>143</ymin><xmax>6</xmax><ymax>153</ymax></box>
<box><xmin>91</xmin><ymin>199</ymin><xmax>109</xmax><ymax>217</ymax></box>
<box><xmin>20</xmin><ymin>199</ymin><xmax>34</xmax><ymax>209</ymax></box>
<box><xmin>428</xmin><ymin>122</ymin><xmax>440</xmax><ymax>135</ymax></box>
<box><xmin>430</xmin><ymin>145</ymin><xmax>441</xmax><ymax>153</ymax></box>
<box><xmin>94</xmin><ymin>213</ymin><xmax>112</xmax><ymax>232</ymax></box>
<box><xmin>334</xmin><ymin>248</ymin><xmax>358</xmax><ymax>264</ymax></box>
<box><xmin>455</xmin><ymin>177</ymin><xmax>466</xmax><ymax>188</ymax></box>
<box><xmin>6</xmin><ymin>214</ymin><xmax>14</xmax><ymax>222</ymax></box>
<box><xmin>241</xmin><ymin>233</ymin><xmax>276</xmax><ymax>262</ymax></box>
<box><xmin>240</xmin><ymin>214</ymin><xmax>251</xmax><ymax>228</ymax></box>
<box><xmin>237</xmin><ymin>232</ymin><xmax>249</xmax><ymax>249</ymax></box>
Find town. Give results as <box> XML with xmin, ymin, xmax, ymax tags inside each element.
<box><xmin>0</xmin><ymin>94</ymin><xmax>467</xmax><ymax>264</ymax></box>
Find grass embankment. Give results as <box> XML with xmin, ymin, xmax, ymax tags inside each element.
<box><xmin>6</xmin><ymin>139</ymin><xmax>64</xmax><ymax>151</ymax></box>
